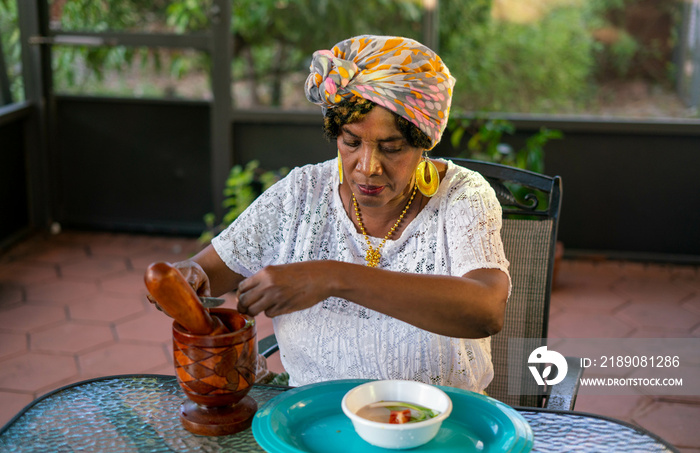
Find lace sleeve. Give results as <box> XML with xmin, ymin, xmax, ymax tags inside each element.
<box><xmin>211</xmin><ymin>167</ymin><xmax>302</xmax><ymax>277</ymax></box>
<box><xmin>444</xmin><ymin>170</ymin><xmax>510</xmax><ymax>280</ymax></box>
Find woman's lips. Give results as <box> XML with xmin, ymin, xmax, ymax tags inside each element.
<box><xmin>357</xmin><ymin>184</ymin><xmax>385</xmax><ymax>196</ymax></box>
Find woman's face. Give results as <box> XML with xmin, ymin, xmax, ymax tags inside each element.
<box><xmin>337</xmin><ymin>106</ymin><xmax>423</xmax><ymax>210</ymax></box>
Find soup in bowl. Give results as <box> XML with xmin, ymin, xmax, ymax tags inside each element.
<box><xmin>341</xmin><ymin>380</ymin><xmax>452</xmax><ymax>449</ymax></box>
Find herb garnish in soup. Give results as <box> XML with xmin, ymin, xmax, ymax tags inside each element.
<box><xmin>355</xmin><ymin>401</ymin><xmax>439</xmax><ymax>424</ymax></box>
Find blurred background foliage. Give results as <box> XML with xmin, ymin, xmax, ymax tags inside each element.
<box><xmin>0</xmin><ymin>0</ymin><xmax>690</xmax><ymax>117</ymax></box>
<box><xmin>228</xmin><ymin>0</ymin><xmax>423</xmax><ymax>106</ymax></box>
<box><xmin>448</xmin><ymin>117</ymin><xmax>563</xmax><ymax>173</ymax></box>
<box><xmin>199</xmin><ymin>160</ymin><xmax>289</xmax><ymax>244</ymax></box>
<box><xmin>440</xmin><ymin>1</ymin><xmax>596</xmax><ymax>113</ymax></box>
<box><xmin>0</xmin><ymin>0</ymin><xmax>23</xmax><ymax>101</ymax></box>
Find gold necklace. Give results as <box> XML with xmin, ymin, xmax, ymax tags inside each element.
<box><xmin>352</xmin><ymin>184</ymin><xmax>418</xmax><ymax>267</ymax></box>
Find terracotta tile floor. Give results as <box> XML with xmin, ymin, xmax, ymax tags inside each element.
<box><xmin>1</xmin><ymin>231</ymin><xmax>698</xmax><ymax>450</ymax></box>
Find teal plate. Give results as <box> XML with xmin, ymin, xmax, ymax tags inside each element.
<box><xmin>253</xmin><ymin>379</ymin><xmax>533</xmax><ymax>453</ymax></box>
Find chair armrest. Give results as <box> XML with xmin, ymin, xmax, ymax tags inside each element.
<box><xmin>259</xmin><ymin>333</ymin><xmax>279</xmax><ymax>358</ymax></box>
<box><xmin>544</xmin><ymin>355</ymin><xmax>583</xmax><ymax>410</ymax></box>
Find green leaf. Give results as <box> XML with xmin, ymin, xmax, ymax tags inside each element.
<box><xmin>450</xmin><ymin>126</ymin><xmax>466</xmax><ymax>149</ymax></box>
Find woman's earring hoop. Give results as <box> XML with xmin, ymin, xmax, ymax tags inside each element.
<box><xmin>415</xmin><ymin>157</ymin><xmax>439</xmax><ymax>197</ymax></box>
<box><xmin>337</xmin><ymin>149</ymin><xmax>343</xmax><ymax>184</ymax></box>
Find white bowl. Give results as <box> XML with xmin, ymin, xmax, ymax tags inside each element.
<box><xmin>341</xmin><ymin>380</ymin><xmax>452</xmax><ymax>450</ymax></box>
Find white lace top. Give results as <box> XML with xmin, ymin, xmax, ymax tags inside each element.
<box><xmin>212</xmin><ymin>158</ymin><xmax>509</xmax><ymax>392</ymax></box>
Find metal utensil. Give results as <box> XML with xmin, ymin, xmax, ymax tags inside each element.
<box><xmin>199</xmin><ymin>297</ymin><xmax>226</xmax><ymax>308</ymax></box>
<box><xmin>152</xmin><ymin>297</ymin><xmax>225</xmax><ymax>313</ymax></box>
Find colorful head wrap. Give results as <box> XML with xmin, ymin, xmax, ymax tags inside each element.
<box><xmin>305</xmin><ymin>35</ymin><xmax>456</xmax><ymax>150</ymax></box>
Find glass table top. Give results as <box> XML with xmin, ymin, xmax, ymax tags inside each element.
<box><xmin>0</xmin><ymin>375</ymin><xmax>677</xmax><ymax>453</ymax></box>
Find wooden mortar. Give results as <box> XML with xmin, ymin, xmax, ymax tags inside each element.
<box><xmin>144</xmin><ymin>262</ymin><xmax>258</xmax><ymax>435</ymax></box>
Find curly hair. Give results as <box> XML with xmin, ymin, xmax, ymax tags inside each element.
<box><xmin>323</xmin><ymin>97</ymin><xmax>432</xmax><ymax>150</ymax></box>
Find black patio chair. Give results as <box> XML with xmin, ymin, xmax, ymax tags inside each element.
<box><xmin>259</xmin><ymin>158</ymin><xmax>582</xmax><ymax>410</ymax></box>
<box><xmin>444</xmin><ymin>158</ymin><xmax>580</xmax><ymax>410</ymax></box>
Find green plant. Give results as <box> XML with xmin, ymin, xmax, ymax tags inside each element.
<box><xmin>440</xmin><ymin>0</ymin><xmax>597</xmax><ymax>114</ymax></box>
<box><xmin>448</xmin><ymin>116</ymin><xmax>563</xmax><ymax>174</ymax></box>
<box><xmin>447</xmin><ymin>115</ymin><xmax>563</xmax><ymax>213</ymax></box>
<box><xmin>44</xmin><ymin>0</ymin><xmax>212</xmax><ymax>97</ymax></box>
<box><xmin>42</xmin><ymin>0</ymin><xmax>423</xmax><ymax>104</ymax></box>
<box><xmin>199</xmin><ymin>160</ymin><xmax>288</xmax><ymax>244</ymax></box>
<box><xmin>607</xmin><ymin>30</ymin><xmax>640</xmax><ymax>77</ymax></box>
<box><xmin>230</xmin><ymin>0</ymin><xmax>423</xmax><ymax>106</ymax></box>
<box><xmin>0</xmin><ymin>0</ymin><xmax>23</xmax><ymax>102</ymax></box>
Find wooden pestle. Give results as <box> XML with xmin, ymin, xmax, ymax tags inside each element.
<box><xmin>144</xmin><ymin>262</ymin><xmax>229</xmax><ymax>335</ymax></box>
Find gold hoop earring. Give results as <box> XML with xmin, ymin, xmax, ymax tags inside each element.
<box><xmin>415</xmin><ymin>157</ymin><xmax>439</xmax><ymax>197</ymax></box>
<box><xmin>337</xmin><ymin>149</ymin><xmax>343</xmax><ymax>184</ymax></box>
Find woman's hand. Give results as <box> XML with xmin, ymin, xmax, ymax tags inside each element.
<box><xmin>235</xmin><ymin>262</ymin><xmax>330</xmax><ymax>317</ymax></box>
<box><xmin>146</xmin><ymin>260</ymin><xmax>211</xmax><ymax>313</ymax></box>
<box><xmin>172</xmin><ymin>260</ymin><xmax>212</xmax><ymax>297</ymax></box>
<box><xmin>234</xmin><ymin>259</ymin><xmax>508</xmax><ymax>338</ymax></box>
<box><xmin>145</xmin><ymin>244</ymin><xmax>244</xmax><ymax>316</ymax></box>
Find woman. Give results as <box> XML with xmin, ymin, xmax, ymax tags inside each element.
<box><xmin>154</xmin><ymin>35</ymin><xmax>510</xmax><ymax>393</ymax></box>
